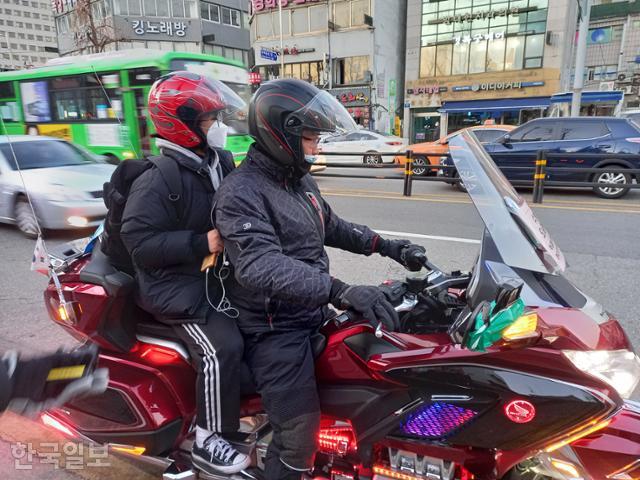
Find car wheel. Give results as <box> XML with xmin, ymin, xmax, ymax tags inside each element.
<box><xmin>363</xmin><ymin>152</ymin><xmax>382</xmax><ymax>166</ymax></box>
<box><xmin>14</xmin><ymin>197</ymin><xmax>39</xmax><ymax>238</ymax></box>
<box><xmin>593</xmin><ymin>168</ymin><xmax>631</xmax><ymax>199</ymax></box>
<box><xmin>453</xmin><ymin>171</ymin><xmax>467</xmax><ymax>192</ymax></box>
<box><xmin>412</xmin><ymin>157</ymin><xmax>429</xmax><ymax>176</ymax></box>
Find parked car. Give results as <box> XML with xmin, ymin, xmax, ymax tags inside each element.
<box><xmin>439</xmin><ymin>117</ymin><xmax>640</xmax><ymax>199</ymax></box>
<box><xmin>318</xmin><ymin>130</ymin><xmax>406</xmax><ymax>165</ymax></box>
<box><xmin>395</xmin><ymin>125</ymin><xmax>515</xmax><ymax>176</ymax></box>
<box><xmin>0</xmin><ymin>136</ymin><xmax>116</xmax><ymax>237</ymax></box>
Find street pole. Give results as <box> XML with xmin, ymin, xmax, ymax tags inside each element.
<box><xmin>278</xmin><ymin>0</ymin><xmax>285</xmax><ymax>78</ymax></box>
<box><xmin>571</xmin><ymin>0</ymin><xmax>591</xmax><ymax>117</ymax></box>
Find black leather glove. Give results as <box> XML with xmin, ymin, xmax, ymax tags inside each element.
<box><xmin>330</xmin><ymin>279</ymin><xmax>400</xmax><ymax>331</ymax></box>
<box><xmin>378</xmin><ymin>238</ymin><xmax>427</xmax><ymax>271</ymax></box>
<box><xmin>2</xmin><ymin>345</ymin><xmax>108</xmax><ymax>416</ymax></box>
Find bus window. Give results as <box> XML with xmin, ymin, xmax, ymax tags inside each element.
<box><xmin>0</xmin><ymin>82</ymin><xmax>15</xmax><ymax>99</ymax></box>
<box><xmin>50</xmin><ymin>74</ymin><xmax>122</xmax><ymax>121</ymax></box>
<box><xmin>129</xmin><ymin>67</ymin><xmax>162</xmax><ymax>86</ymax></box>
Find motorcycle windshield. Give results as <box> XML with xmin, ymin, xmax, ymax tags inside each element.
<box><xmin>448</xmin><ymin>131</ymin><xmax>566</xmax><ymax>274</ymax></box>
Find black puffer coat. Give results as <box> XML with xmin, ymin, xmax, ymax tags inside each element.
<box><xmin>121</xmin><ymin>145</ymin><xmax>235</xmax><ymax>324</ymax></box>
<box><xmin>214</xmin><ymin>145</ymin><xmax>380</xmax><ymax>333</ymax></box>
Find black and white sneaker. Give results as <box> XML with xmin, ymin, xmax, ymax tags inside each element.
<box><xmin>192</xmin><ymin>433</ymin><xmax>251</xmax><ymax>475</ymax></box>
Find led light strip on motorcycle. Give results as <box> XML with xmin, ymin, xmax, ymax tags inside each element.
<box><xmin>401</xmin><ymin>402</ymin><xmax>477</xmax><ymax>439</ymax></box>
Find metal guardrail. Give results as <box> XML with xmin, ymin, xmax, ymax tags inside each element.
<box><xmin>313</xmin><ymin>149</ymin><xmax>640</xmax><ymax>203</ymax></box>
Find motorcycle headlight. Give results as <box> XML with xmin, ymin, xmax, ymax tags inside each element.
<box><xmin>563</xmin><ymin>350</ymin><xmax>640</xmax><ymax>399</ymax></box>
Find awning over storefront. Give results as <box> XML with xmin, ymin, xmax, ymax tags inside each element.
<box><xmin>550</xmin><ymin>91</ymin><xmax>624</xmax><ymax>103</ymax></box>
<box><xmin>440</xmin><ymin>97</ymin><xmax>551</xmax><ymax>113</ymax></box>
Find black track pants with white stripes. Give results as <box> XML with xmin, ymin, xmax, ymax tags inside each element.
<box><xmin>173</xmin><ymin>310</ymin><xmax>244</xmax><ymax>433</ymax></box>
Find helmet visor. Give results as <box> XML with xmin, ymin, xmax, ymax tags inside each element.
<box><xmin>200</xmin><ymin>76</ymin><xmax>247</xmax><ymax>121</ymax></box>
<box><xmin>286</xmin><ymin>90</ymin><xmax>357</xmax><ymax>136</ymax></box>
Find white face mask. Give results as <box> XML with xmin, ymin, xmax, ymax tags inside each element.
<box><xmin>206</xmin><ymin>120</ymin><xmax>228</xmax><ymax>149</ymax></box>
<box><xmin>304</xmin><ymin>154</ymin><xmax>318</xmax><ymax>164</ymax></box>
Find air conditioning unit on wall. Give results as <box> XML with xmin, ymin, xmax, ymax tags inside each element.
<box><xmin>622</xmin><ymin>85</ymin><xmax>634</xmax><ymax>95</ymax></box>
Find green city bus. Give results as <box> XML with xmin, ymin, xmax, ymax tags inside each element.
<box><xmin>0</xmin><ymin>50</ymin><xmax>253</xmax><ymax>162</ymax></box>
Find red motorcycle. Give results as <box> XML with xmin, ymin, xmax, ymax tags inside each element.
<box><xmin>42</xmin><ymin>132</ymin><xmax>640</xmax><ymax>479</ymax></box>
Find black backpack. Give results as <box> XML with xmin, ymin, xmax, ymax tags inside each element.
<box><xmin>101</xmin><ymin>156</ymin><xmax>183</xmax><ymax>276</ymax></box>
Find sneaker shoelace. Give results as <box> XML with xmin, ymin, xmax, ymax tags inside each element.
<box><xmin>203</xmin><ymin>434</ymin><xmax>237</xmax><ymax>463</ymax></box>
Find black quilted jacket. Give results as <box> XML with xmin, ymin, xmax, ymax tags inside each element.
<box><xmin>214</xmin><ymin>145</ymin><xmax>380</xmax><ymax>333</ymax></box>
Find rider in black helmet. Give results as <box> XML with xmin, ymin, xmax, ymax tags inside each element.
<box><xmin>214</xmin><ymin>79</ymin><xmax>426</xmax><ymax>479</ymax></box>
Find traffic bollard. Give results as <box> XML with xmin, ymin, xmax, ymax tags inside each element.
<box><xmin>533</xmin><ymin>150</ymin><xmax>547</xmax><ymax>204</ymax></box>
<box><xmin>403</xmin><ymin>150</ymin><xmax>413</xmax><ymax>197</ymax></box>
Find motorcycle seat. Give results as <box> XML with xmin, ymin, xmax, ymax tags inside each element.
<box><xmin>136</xmin><ymin>320</ymin><xmax>177</xmax><ymax>340</ymax></box>
<box><xmin>79</xmin><ymin>241</ymin><xmax>136</xmax><ymax>298</ymax></box>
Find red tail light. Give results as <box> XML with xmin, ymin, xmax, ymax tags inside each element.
<box><xmin>318</xmin><ymin>422</ymin><xmax>356</xmax><ymax>456</ymax></box>
<box><xmin>386</xmin><ymin>141</ymin><xmax>403</xmax><ymax>146</ymax></box>
<box><xmin>625</xmin><ymin>137</ymin><xmax>640</xmax><ymax>143</ymax></box>
<box><xmin>135</xmin><ymin>343</ymin><xmax>182</xmax><ymax>365</ymax></box>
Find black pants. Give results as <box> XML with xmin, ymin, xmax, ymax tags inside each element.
<box><xmin>173</xmin><ymin>309</ymin><xmax>244</xmax><ymax>433</ymax></box>
<box><xmin>244</xmin><ymin>328</ymin><xmax>321</xmax><ymax>480</ymax></box>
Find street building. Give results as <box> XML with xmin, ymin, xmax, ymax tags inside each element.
<box><xmin>52</xmin><ymin>0</ymin><xmax>250</xmax><ymax>65</ymax></box>
<box><xmin>0</xmin><ymin>0</ymin><xmax>58</xmax><ymax>71</ymax></box>
<box><xmin>579</xmin><ymin>0</ymin><xmax>640</xmax><ymax>113</ymax></box>
<box><xmin>249</xmin><ymin>0</ymin><xmax>407</xmax><ymax>135</ymax></box>
<box><xmin>403</xmin><ymin>0</ymin><xmax>579</xmax><ymax>143</ymax></box>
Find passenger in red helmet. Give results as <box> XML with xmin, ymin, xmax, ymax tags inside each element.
<box><xmin>120</xmin><ymin>71</ymin><xmax>250</xmax><ymax>475</ymax></box>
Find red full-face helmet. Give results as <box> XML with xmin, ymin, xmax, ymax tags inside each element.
<box><xmin>148</xmin><ymin>71</ymin><xmax>245</xmax><ymax>148</ymax></box>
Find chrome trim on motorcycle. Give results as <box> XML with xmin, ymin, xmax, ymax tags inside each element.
<box><xmin>431</xmin><ymin>395</ymin><xmax>472</xmax><ymax>402</ymax></box>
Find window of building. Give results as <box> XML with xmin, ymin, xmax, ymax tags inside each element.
<box><xmin>26</xmin><ymin>22</ymin><xmax>32</xmax><ymax>28</ymax></box>
<box><xmin>42</xmin><ymin>14</ymin><xmax>48</xmax><ymax>20</ymax></box>
<box><xmin>587</xmin><ymin>64</ymin><xmax>618</xmax><ymax>81</ymax></box>
<box><xmin>419</xmin><ymin>0</ymin><xmax>548</xmax><ymax>77</ymax></box>
<box><xmin>13</xmin><ymin>8</ymin><xmax>20</xmax><ymax>14</ymax></box>
<box><xmin>256</xmin><ymin>10</ymin><xmax>290</xmax><ymax>39</ymax></box>
<box><xmin>309</xmin><ymin>5</ymin><xmax>327</xmax><ymax>31</ymax></box>
<box><xmin>332</xmin><ymin>0</ymin><xmax>369</xmax><ymax>29</ymax></box>
<box><xmin>260</xmin><ymin>60</ymin><xmax>324</xmax><ymax>85</ymax></box>
<box><xmin>221</xmin><ymin>6</ymin><xmax>240</xmax><ymax>27</ymax></box>
<box><xmin>6</xmin><ymin>20</ymin><xmax>13</xmax><ymax>26</ymax></box>
<box><xmin>34</xmin><ymin>24</ymin><xmax>41</xmax><ymax>30</ymax></box>
<box><xmin>36</xmin><ymin>35</ymin><xmax>42</xmax><ymax>41</ymax></box>
<box><xmin>16</xmin><ymin>21</ymin><xmax>24</xmax><ymax>28</ymax></box>
<box><xmin>291</xmin><ymin>7</ymin><xmax>309</xmax><ymax>34</ymax></box>
<box><xmin>201</xmin><ymin>2</ymin><xmax>220</xmax><ymax>22</ymax></box>
<box><xmin>587</xmin><ymin>25</ymin><xmax>623</xmax><ymax>44</ymax></box>
<box><xmin>32</xmin><ymin>12</ymin><xmax>38</xmax><ymax>18</ymax></box>
<box><xmin>0</xmin><ymin>20</ymin><xmax>3</xmax><ymax>25</ymax></box>
<box><xmin>23</xmin><ymin>11</ymin><xmax>30</xmax><ymax>17</ymax></box>
<box><xmin>117</xmin><ymin>0</ymin><xmax>194</xmax><ymax>17</ymax></box>
<box><xmin>27</xmin><ymin>34</ymin><xmax>34</xmax><ymax>40</ymax></box>
<box><xmin>44</xmin><ymin>25</ymin><xmax>50</xmax><ymax>31</ymax></box>
<box><xmin>335</xmin><ymin>55</ymin><xmax>369</xmax><ymax>85</ymax></box>
<box><xmin>55</xmin><ymin>15</ymin><xmax>69</xmax><ymax>34</ymax></box>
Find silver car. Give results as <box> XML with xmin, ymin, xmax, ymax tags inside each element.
<box><xmin>0</xmin><ymin>135</ymin><xmax>116</xmax><ymax>237</ymax></box>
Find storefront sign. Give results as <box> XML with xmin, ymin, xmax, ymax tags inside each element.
<box><xmin>452</xmin><ymin>81</ymin><xmax>545</xmax><ymax>92</ymax></box>
<box><xmin>407</xmin><ymin>85</ymin><xmax>447</xmax><ymax>95</ymax></box>
<box><xmin>430</xmin><ymin>6</ymin><xmax>533</xmax><ymax>25</ymax></box>
<box><xmin>280</xmin><ymin>46</ymin><xmax>315</xmax><ymax>55</ymax></box>
<box><xmin>116</xmin><ymin>17</ymin><xmax>199</xmax><ymax>41</ymax></box>
<box><xmin>329</xmin><ymin>87</ymin><xmax>370</xmax><ymax>107</ymax></box>
<box><xmin>454</xmin><ymin>31</ymin><xmax>504</xmax><ymax>45</ymax></box>
<box><xmin>131</xmin><ymin>20</ymin><xmax>187</xmax><ymax>36</ymax></box>
<box><xmin>251</xmin><ymin>0</ymin><xmax>320</xmax><ymax>12</ymax></box>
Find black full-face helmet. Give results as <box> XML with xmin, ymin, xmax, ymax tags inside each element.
<box><xmin>248</xmin><ymin>79</ymin><xmax>356</xmax><ymax>176</ymax></box>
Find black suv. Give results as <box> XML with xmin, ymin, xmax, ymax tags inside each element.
<box><xmin>440</xmin><ymin>117</ymin><xmax>640</xmax><ymax>198</ymax></box>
